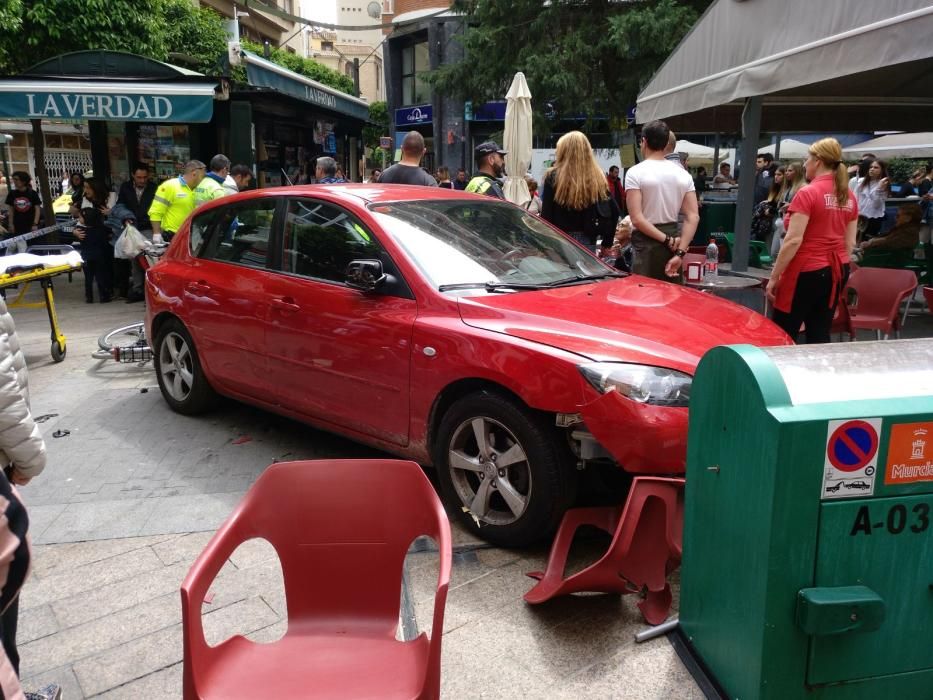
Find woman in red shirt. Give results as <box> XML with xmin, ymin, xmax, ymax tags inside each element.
<box><xmin>766</xmin><ymin>138</ymin><xmax>857</xmax><ymax>343</ymax></box>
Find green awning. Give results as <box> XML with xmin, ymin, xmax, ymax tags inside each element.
<box><xmin>242</xmin><ymin>51</ymin><xmax>369</xmax><ymax>122</ymax></box>
<box><xmin>0</xmin><ymin>80</ymin><xmax>215</xmax><ymax>123</ymax></box>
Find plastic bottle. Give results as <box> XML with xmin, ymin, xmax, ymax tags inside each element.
<box><xmin>706</xmin><ymin>240</ymin><xmax>719</xmax><ymax>277</ymax></box>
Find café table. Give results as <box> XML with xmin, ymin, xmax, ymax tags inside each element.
<box><xmin>685</xmin><ymin>273</ymin><xmax>767</xmax><ymax>314</ymax></box>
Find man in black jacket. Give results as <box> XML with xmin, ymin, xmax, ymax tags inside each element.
<box><xmin>116</xmin><ymin>164</ymin><xmax>157</xmax><ymax>303</ymax></box>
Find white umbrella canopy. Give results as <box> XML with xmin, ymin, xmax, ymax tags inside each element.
<box><xmin>675</xmin><ymin>140</ymin><xmax>734</xmax><ymax>168</ymax></box>
<box><xmin>842</xmin><ymin>132</ymin><xmax>933</xmax><ymax>159</ymax></box>
<box><xmin>503</xmin><ymin>72</ymin><xmax>533</xmax><ymax>206</ymax></box>
<box><xmin>760</xmin><ymin>138</ymin><xmax>811</xmax><ymax>160</ymax></box>
<box><xmin>675</xmin><ymin>139</ymin><xmax>716</xmax><ymax>158</ymax></box>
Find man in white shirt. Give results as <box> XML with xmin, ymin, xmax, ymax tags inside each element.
<box><xmin>625</xmin><ymin>120</ymin><xmax>699</xmax><ymax>282</ymax></box>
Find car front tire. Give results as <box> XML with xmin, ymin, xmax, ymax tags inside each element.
<box><xmin>434</xmin><ymin>391</ymin><xmax>577</xmax><ymax>548</ymax></box>
<box><xmin>153</xmin><ymin>319</ymin><xmax>218</xmax><ymax>415</ymax></box>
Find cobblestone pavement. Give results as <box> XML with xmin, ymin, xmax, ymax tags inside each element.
<box><xmin>20</xmin><ymin>270</ymin><xmax>932</xmax><ymax>697</ymax></box>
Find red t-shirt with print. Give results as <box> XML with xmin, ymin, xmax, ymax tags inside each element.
<box><xmin>786</xmin><ymin>173</ymin><xmax>857</xmax><ymax>271</ymax></box>
<box><xmin>774</xmin><ymin>173</ymin><xmax>857</xmax><ymax>313</ymax></box>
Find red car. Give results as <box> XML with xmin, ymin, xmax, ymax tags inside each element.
<box><xmin>146</xmin><ymin>185</ymin><xmax>790</xmax><ymax>546</ymax></box>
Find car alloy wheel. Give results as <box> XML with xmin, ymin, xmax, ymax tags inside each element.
<box><xmin>448</xmin><ymin>416</ymin><xmax>531</xmax><ymax>527</ymax></box>
<box><xmin>153</xmin><ymin>319</ymin><xmax>218</xmax><ymax>415</ymax></box>
<box><xmin>159</xmin><ymin>331</ymin><xmax>195</xmax><ymax>403</ymax></box>
<box><xmin>434</xmin><ymin>391</ymin><xmax>577</xmax><ymax>547</ymax></box>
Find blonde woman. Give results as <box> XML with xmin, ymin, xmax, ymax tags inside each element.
<box><xmin>766</xmin><ymin>138</ymin><xmax>857</xmax><ymax>343</ymax></box>
<box><xmin>540</xmin><ymin>131</ymin><xmax>619</xmax><ymax>252</ymax></box>
<box><xmin>770</xmin><ymin>161</ymin><xmax>806</xmax><ymax>256</ymax></box>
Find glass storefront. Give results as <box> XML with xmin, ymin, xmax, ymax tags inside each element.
<box><xmin>137</xmin><ymin>124</ymin><xmax>191</xmax><ymax>181</ymax></box>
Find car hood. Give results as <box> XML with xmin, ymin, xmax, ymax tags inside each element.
<box><xmin>457</xmin><ymin>276</ymin><xmax>791</xmax><ymax>372</ymax></box>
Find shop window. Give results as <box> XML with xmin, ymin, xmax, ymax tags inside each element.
<box><xmin>282</xmin><ymin>199</ymin><xmax>385</xmax><ymax>284</ymax></box>
<box><xmin>137</xmin><ymin>125</ymin><xmax>190</xmax><ymax>181</ymax></box>
<box><xmin>199</xmin><ymin>199</ymin><xmax>277</xmax><ymax>270</ymax></box>
<box><xmin>401</xmin><ymin>41</ymin><xmax>431</xmax><ymax>105</ymax></box>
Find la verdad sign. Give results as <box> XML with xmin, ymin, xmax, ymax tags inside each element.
<box><xmin>0</xmin><ymin>89</ymin><xmax>215</xmax><ymax>123</ymax></box>
<box><xmin>26</xmin><ymin>93</ymin><xmax>174</xmax><ymax>120</ymax></box>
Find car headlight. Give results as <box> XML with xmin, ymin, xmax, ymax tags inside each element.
<box><xmin>579</xmin><ymin>363</ymin><xmax>691</xmax><ymax>407</ymax></box>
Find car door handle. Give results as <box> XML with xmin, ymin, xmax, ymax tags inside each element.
<box><xmin>186</xmin><ymin>281</ymin><xmax>211</xmax><ymax>294</ymax></box>
<box><xmin>271</xmin><ymin>297</ymin><xmax>300</xmax><ymax>313</ymax></box>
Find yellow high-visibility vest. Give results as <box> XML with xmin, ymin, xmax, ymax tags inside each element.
<box><xmin>148</xmin><ymin>176</ymin><xmax>197</xmax><ymax>232</ymax></box>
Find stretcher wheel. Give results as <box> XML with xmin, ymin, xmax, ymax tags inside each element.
<box><xmin>51</xmin><ymin>341</ymin><xmax>66</xmax><ymax>363</ymax></box>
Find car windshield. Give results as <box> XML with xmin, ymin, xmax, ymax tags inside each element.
<box><xmin>368</xmin><ymin>199</ymin><xmax>616</xmax><ymax>291</ymax></box>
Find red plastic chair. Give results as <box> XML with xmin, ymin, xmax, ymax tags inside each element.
<box><xmin>181</xmin><ymin>459</ymin><xmax>452</xmax><ymax>700</ymax></box>
<box><xmin>924</xmin><ymin>286</ymin><xmax>933</xmax><ymax>314</ymax></box>
<box><xmin>829</xmin><ymin>295</ymin><xmax>856</xmax><ymax>341</ymax></box>
<box><xmin>524</xmin><ymin>477</ymin><xmax>684</xmax><ymax>625</ymax></box>
<box><xmin>847</xmin><ymin>267</ymin><xmax>918</xmax><ymax>339</ymax></box>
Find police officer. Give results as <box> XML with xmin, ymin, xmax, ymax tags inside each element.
<box><xmin>466</xmin><ymin>142</ymin><xmax>507</xmax><ymax>199</ymax></box>
<box><xmin>148</xmin><ymin>160</ymin><xmax>206</xmax><ymax>243</ymax></box>
<box><xmin>194</xmin><ymin>155</ymin><xmax>232</xmax><ymax>206</ymax></box>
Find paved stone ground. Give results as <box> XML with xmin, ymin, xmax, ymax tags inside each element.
<box><xmin>7</xmin><ymin>268</ymin><xmax>932</xmax><ymax>698</ymax></box>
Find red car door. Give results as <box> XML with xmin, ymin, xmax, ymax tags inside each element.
<box><xmin>263</xmin><ymin>197</ymin><xmax>417</xmax><ymax>445</ymax></box>
<box><xmin>180</xmin><ymin>197</ymin><xmax>278</xmax><ymax>400</ymax></box>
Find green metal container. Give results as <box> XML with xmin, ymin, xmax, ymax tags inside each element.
<box><xmin>696</xmin><ymin>199</ymin><xmax>736</xmax><ymax>246</ymax></box>
<box><xmin>680</xmin><ymin>341</ymin><xmax>933</xmax><ymax>700</ymax></box>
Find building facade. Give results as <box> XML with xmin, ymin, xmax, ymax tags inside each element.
<box><xmin>308</xmin><ymin>28</ymin><xmax>385</xmax><ymax>104</ymax></box>
<box><xmin>384</xmin><ymin>1</ymin><xmax>466</xmax><ymax>173</ymax></box>
<box><xmin>200</xmin><ymin>0</ymin><xmax>305</xmax><ymax>53</ymax></box>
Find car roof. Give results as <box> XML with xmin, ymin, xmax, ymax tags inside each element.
<box><xmin>231</xmin><ymin>183</ymin><xmax>491</xmax><ymax>207</ymax></box>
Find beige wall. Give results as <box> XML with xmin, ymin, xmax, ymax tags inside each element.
<box><xmin>310</xmin><ymin>31</ymin><xmax>385</xmax><ymax>103</ymax></box>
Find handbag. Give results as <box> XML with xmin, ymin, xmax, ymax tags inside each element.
<box><xmin>114</xmin><ymin>223</ymin><xmax>150</xmax><ymax>259</ymax></box>
<box><xmin>584</xmin><ymin>198</ymin><xmax>620</xmax><ymax>247</ymax></box>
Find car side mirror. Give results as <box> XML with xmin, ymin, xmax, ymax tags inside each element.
<box><xmin>345</xmin><ymin>259</ymin><xmax>387</xmax><ymax>292</ymax></box>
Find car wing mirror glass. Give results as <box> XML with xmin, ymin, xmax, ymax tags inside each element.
<box><xmin>346</xmin><ymin>259</ymin><xmax>387</xmax><ymax>292</ymax></box>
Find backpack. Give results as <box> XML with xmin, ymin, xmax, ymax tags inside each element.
<box><xmin>583</xmin><ymin>197</ymin><xmax>619</xmax><ymax>246</ymax></box>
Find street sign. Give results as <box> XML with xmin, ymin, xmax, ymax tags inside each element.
<box><xmin>822</xmin><ymin>418</ymin><xmax>881</xmax><ymax>498</ymax></box>
<box><xmin>379</xmin><ymin>136</ymin><xmax>392</xmax><ymax>149</ymax></box>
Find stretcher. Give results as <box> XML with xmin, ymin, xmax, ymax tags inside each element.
<box><xmin>0</xmin><ymin>247</ymin><xmax>84</xmax><ymax>362</ymax></box>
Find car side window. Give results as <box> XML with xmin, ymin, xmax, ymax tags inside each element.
<box><xmin>198</xmin><ymin>199</ymin><xmax>277</xmax><ymax>269</ymax></box>
<box><xmin>282</xmin><ymin>199</ymin><xmax>385</xmax><ymax>283</ymax></box>
<box><xmin>189</xmin><ymin>207</ymin><xmax>222</xmax><ymax>257</ymax></box>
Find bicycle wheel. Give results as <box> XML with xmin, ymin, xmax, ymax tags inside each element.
<box><xmin>97</xmin><ymin>322</ymin><xmax>147</xmax><ymax>352</ymax></box>
<box><xmin>93</xmin><ymin>322</ymin><xmax>150</xmax><ymax>360</ymax></box>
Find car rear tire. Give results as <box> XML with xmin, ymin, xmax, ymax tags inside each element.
<box><xmin>434</xmin><ymin>391</ymin><xmax>577</xmax><ymax>548</ymax></box>
<box><xmin>153</xmin><ymin>319</ymin><xmax>217</xmax><ymax>415</ymax></box>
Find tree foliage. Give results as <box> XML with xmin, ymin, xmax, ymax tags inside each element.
<box><xmin>362</xmin><ymin>101</ymin><xmax>390</xmax><ymax>153</ymax></box>
<box><xmin>0</xmin><ymin>0</ymin><xmax>353</xmax><ymax>96</ymax></box>
<box><xmin>426</xmin><ymin>0</ymin><xmax>712</xmax><ymax>126</ymax></box>
<box><xmin>0</xmin><ymin>0</ymin><xmax>23</xmax><ymax>72</ymax></box>
<box><xmin>0</xmin><ymin>0</ymin><xmax>166</xmax><ymax>73</ymax></box>
<box><xmin>159</xmin><ymin>0</ymin><xmax>232</xmax><ymax>75</ymax></box>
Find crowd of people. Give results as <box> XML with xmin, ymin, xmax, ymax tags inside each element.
<box><xmin>0</xmin><ymin>155</ymin><xmax>255</xmax><ymax>305</ymax></box>
<box><xmin>2</xmin><ymin>128</ymin><xmax>930</xmax><ymax>341</ymax></box>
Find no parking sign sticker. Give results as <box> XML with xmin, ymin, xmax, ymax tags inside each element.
<box><xmin>822</xmin><ymin>418</ymin><xmax>882</xmax><ymax>499</ymax></box>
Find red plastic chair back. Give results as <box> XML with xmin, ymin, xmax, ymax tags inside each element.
<box><xmin>181</xmin><ymin>459</ymin><xmax>451</xmax><ymax>699</ymax></box>
<box><xmin>924</xmin><ymin>286</ymin><xmax>933</xmax><ymax>313</ymax></box>
<box><xmin>830</xmin><ymin>295</ymin><xmax>855</xmax><ymax>340</ymax></box>
<box><xmin>847</xmin><ymin>267</ymin><xmax>918</xmax><ymax>333</ymax></box>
